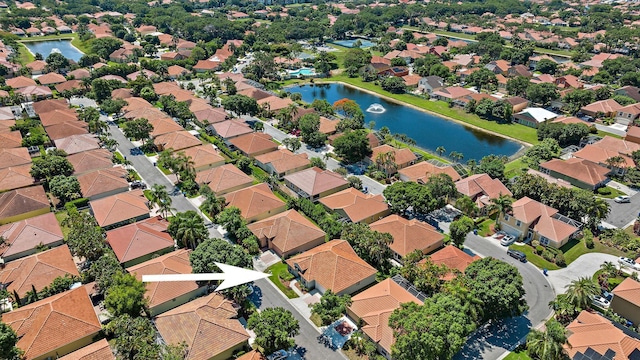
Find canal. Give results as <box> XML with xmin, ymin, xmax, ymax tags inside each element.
<box><xmin>287</xmin><ymin>83</ymin><xmax>522</xmax><ymax>161</ymax></box>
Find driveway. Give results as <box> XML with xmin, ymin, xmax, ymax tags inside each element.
<box><xmin>546</xmin><ymin>253</ymin><xmax>618</xmax><ymax>293</ymax></box>
<box><xmin>455</xmin><ymin>234</ymin><xmax>555</xmax><ymax>360</ymax></box>
<box><xmin>604</xmin><ymin>191</ymin><xmax>640</xmax><ymax>228</ymax></box>
<box><xmin>250</xmin><ymin>278</ymin><xmax>347</xmax><ymax>360</ymax></box>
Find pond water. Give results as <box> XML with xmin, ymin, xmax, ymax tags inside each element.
<box><xmin>288</xmin><ymin>83</ymin><xmax>522</xmax><ymax>161</ymax></box>
<box><xmin>23</xmin><ymin>40</ymin><xmax>84</xmax><ymax>62</ymax></box>
<box><xmin>332</xmin><ymin>39</ymin><xmax>376</xmax><ymax>48</ymax></box>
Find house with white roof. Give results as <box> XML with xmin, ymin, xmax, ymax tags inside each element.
<box><xmin>513</xmin><ymin>107</ymin><xmax>559</xmax><ymax>128</ymax></box>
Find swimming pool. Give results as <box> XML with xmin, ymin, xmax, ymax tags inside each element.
<box><xmin>288</xmin><ymin>68</ymin><xmax>316</xmax><ymax>77</ymax></box>
<box><xmin>332</xmin><ymin>39</ymin><xmax>376</xmax><ymax>48</ymax></box>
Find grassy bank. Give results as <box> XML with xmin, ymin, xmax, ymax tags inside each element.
<box><xmin>17</xmin><ymin>33</ymin><xmax>90</xmax><ymax>64</ymax></box>
<box><xmin>321</xmin><ymin>75</ymin><xmax>539</xmax><ymax>145</ymax></box>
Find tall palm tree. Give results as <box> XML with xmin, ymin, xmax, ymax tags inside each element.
<box><xmin>436</xmin><ymin>146</ymin><xmax>446</xmax><ymax>157</ymax></box>
<box><xmin>526</xmin><ymin>319</ymin><xmax>570</xmax><ymax>360</ymax></box>
<box><xmin>174</xmin><ymin>152</ymin><xmax>195</xmax><ymax>181</ymax></box>
<box><xmin>201</xmin><ymin>193</ymin><xmax>226</xmax><ymax>220</ymax></box>
<box><xmin>489</xmin><ymin>194</ymin><xmax>514</xmax><ymax>223</ymax></box>
<box><xmin>565</xmin><ymin>277</ymin><xmax>600</xmax><ymax>310</ymax></box>
<box><xmin>174</xmin><ymin>215</ymin><xmax>208</xmax><ymax>249</ymax></box>
<box><xmin>586</xmin><ymin>197</ymin><xmax>610</xmax><ymax>231</ymax></box>
<box><xmin>149</xmin><ymin>184</ymin><xmax>173</xmax><ymax>218</ymax></box>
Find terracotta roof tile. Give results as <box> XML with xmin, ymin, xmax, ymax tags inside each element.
<box><xmin>511</xmin><ymin>196</ymin><xmax>578</xmax><ymax>242</ymax></box>
<box><xmin>77</xmin><ymin>167</ymin><xmax>129</xmax><ymax>199</ymax></box>
<box><xmin>0</xmin><ymin>148</ymin><xmax>31</xmax><ymax>169</ymax></box>
<box><xmin>581</xmin><ymin>99</ymin><xmax>623</xmax><ymax>114</ymax></box>
<box><xmin>247</xmin><ymin>209</ymin><xmax>325</xmax><ymax>255</ymax></box>
<box><xmin>155</xmin><ymin>292</ymin><xmax>249</xmax><ymax>360</ymax></box>
<box><xmin>89</xmin><ymin>189</ymin><xmax>149</xmax><ymax>228</ymax></box>
<box><xmin>106</xmin><ymin>216</ymin><xmax>174</xmax><ymax>264</ymax></box>
<box><xmin>539</xmin><ymin>158</ymin><xmax>610</xmax><ymax>186</ymax></box>
<box><xmin>422</xmin><ymin>244</ymin><xmax>479</xmax><ymax>280</ymax></box>
<box><xmin>111</xmin><ymin>88</ymin><xmax>133</xmax><ymax>99</ymax></box>
<box><xmin>178</xmin><ymin>145</ymin><xmax>225</xmax><ymax>170</ymax></box>
<box><xmin>2</xmin><ymin>287</ymin><xmax>101</xmax><ymax>360</ymax></box>
<box><xmin>58</xmin><ymin>339</ymin><xmax>115</xmax><ymax>360</ymax></box>
<box><xmin>195</xmin><ymin>164</ymin><xmax>253</xmax><ymax>195</ymax></box>
<box><xmin>153</xmin><ymin>82</ymin><xmax>182</xmax><ymax>95</ymax></box>
<box><xmin>54</xmin><ymin>134</ymin><xmax>100</xmax><ymax>155</ymax></box>
<box><xmin>229</xmin><ymin>132</ymin><xmax>278</xmax><ymax>157</ymax></box>
<box><xmin>369</xmin><ymin>145</ymin><xmax>417</xmax><ymax>167</ymax></box>
<box><xmin>122</xmin><ymin>97</ymin><xmax>153</xmax><ymax>113</ymax></box>
<box><xmin>286</xmin><ymin>240</ymin><xmax>377</xmax><ymax>294</ymax></box>
<box><xmin>0</xmin><ymin>186</ymin><xmax>50</xmax><ymax>223</ymax></box>
<box><xmin>257</xmin><ymin>96</ymin><xmax>295</xmax><ymax>112</ymax></box>
<box><xmin>45</xmin><ymin>120</ymin><xmax>89</xmax><ymax>141</ymax></box>
<box><xmin>455</xmin><ymin>173</ymin><xmax>512</xmax><ymax>205</ymax></box>
<box><xmin>320</xmin><ymin>188</ymin><xmax>389</xmax><ymax>223</ymax></box>
<box><xmin>223</xmin><ymin>183</ymin><xmax>286</xmax><ymax>221</ymax></box>
<box><xmin>612</xmin><ymin>278</ymin><xmax>640</xmax><ymax>307</ymax></box>
<box><xmin>0</xmin><ymin>245</ymin><xmax>78</xmax><ymax>298</ymax></box>
<box><xmin>127</xmin><ymin>249</ymin><xmax>200</xmax><ymax>309</ymax></box>
<box><xmin>0</xmin><ymin>164</ymin><xmax>35</xmax><ymax>192</ymax></box>
<box><xmin>148</xmin><ymin>117</ymin><xmax>184</xmax><ymax>137</ymax></box>
<box><xmin>32</xmin><ymin>99</ymin><xmax>67</xmax><ymax>116</ymax></box>
<box><xmin>0</xmin><ymin>212</ymin><xmax>63</xmax><ymax>260</ymax></box>
<box><xmin>254</xmin><ymin>149</ymin><xmax>310</xmax><ymax>175</ymax></box>
<box><xmin>37</xmin><ymin>72</ymin><xmax>66</xmax><ymax>85</ymax></box>
<box><xmin>154</xmin><ymin>130</ymin><xmax>202</xmax><ymax>151</ymax></box>
<box><xmin>236</xmin><ymin>350</ymin><xmax>267</xmax><ymax>360</ymax></box>
<box><xmin>398</xmin><ymin>161</ymin><xmax>461</xmax><ymax>183</ymax></box>
<box><xmin>67</xmin><ymin>149</ymin><xmax>114</xmax><ymax>175</ymax></box>
<box><xmin>370</xmin><ymin>215</ymin><xmax>444</xmax><ymax>258</ymax></box>
<box><xmin>6</xmin><ymin>76</ymin><xmax>37</xmax><ymax>89</ymax></box>
<box><xmin>565</xmin><ymin>311</ymin><xmax>640</xmax><ymax>360</ymax></box>
<box><xmin>194</xmin><ymin>107</ymin><xmax>227</xmax><ymax>123</ymax></box>
<box><xmin>39</xmin><ymin>109</ymin><xmax>78</xmax><ymax>127</ymax></box>
<box><xmin>210</xmin><ymin>120</ymin><xmax>253</xmax><ymax>139</ymax></box>
<box><xmin>123</xmin><ymin>107</ymin><xmax>166</xmax><ymax>121</ymax></box>
<box><xmin>0</xmin><ymin>131</ymin><xmax>23</xmax><ymax>148</ymax></box>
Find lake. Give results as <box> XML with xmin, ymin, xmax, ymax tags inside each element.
<box><xmin>288</xmin><ymin>83</ymin><xmax>522</xmax><ymax>161</ymax></box>
<box><xmin>23</xmin><ymin>40</ymin><xmax>84</xmax><ymax>62</ymax></box>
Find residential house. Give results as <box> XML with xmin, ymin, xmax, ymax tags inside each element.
<box><xmin>89</xmin><ymin>189</ymin><xmax>150</xmax><ymax>229</ymax></box>
<box><xmin>207</xmin><ymin>120</ymin><xmax>253</xmax><ymax>141</ymax></box>
<box><xmin>366</xmin><ymin>145</ymin><xmax>417</xmax><ymax>175</ymax></box>
<box><xmin>106</xmin><ymin>216</ymin><xmax>174</xmax><ymax>268</ymax></box>
<box><xmin>127</xmin><ymin>249</ymin><xmax>207</xmax><ymax>316</ymax></box>
<box><xmin>195</xmin><ymin>164</ymin><xmax>253</xmax><ymax>196</ymax></box>
<box><xmin>257</xmin><ymin>96</ymin><xmax>295</xmax><ymax>115</ymax></box>
<box><xmin>179</xmin><ymin>144</ymin><xmax>225</xmax><ymax>171</ymax></box>
<box><xmin>320</xmin><ymin>188</ymin><xmax>390</xmax><ymax>224</ymax></box>
<box><xmin>513</xmin><ymin>107</ymin><xmax>559</xmax><ymax>127</ymax></box>
<box><xmin>1</xmin><ymin>287</ymin><xmax>102</xmax><ymax>360</ymax></box>
<box><xmin>573</xmin><ymin>136</ymin><xmax>640</xmax><ymax>175</ymax></box>
<box><xmin>555</xmin><ymin>75</ymin><xmax>583</xmax><ymax>89</ymax></box>
<box><xmin>370</xmin><ymin>215</ymin><xmax>444</xmax><ymax>263</ymax></box>
<box><xmin>347</xmin><ymin>278</ymin><xmax>423</xmax><ymax>359</ymax></box>
<box><xmin>39</xmin><ymin>108</ymin><xmax>78</xmax><ymax>128</ymax></box>
<box><xmin>0</xmin><ymin>245</ymin><xmax>78</xmax><ymax>303</ymax></box>
<box><xmin>505</xmin><ymin>97</ymin><xmax>530</xmax><ymax>113</ymax></box>
<box><xmin>26</xmin><ymin>60</ymin><xmax>47</xmax><ymax>75</ymax></box>
<box><xmin>286</xmin><ymin>240</ymin><xmax>377</xmax><ymax>295</ymax></box>
<box><xmin>0</xmin><ymin>131</ymin><xmax>22</xmax><ymax>148</ymax></box>
<box><xmin>580</xmin><ymin>99</ymin><xmax>623</xmax><ymax>118</ymax></box>
<box><xmin>0</xmin><ymin>148</ymin><xmax>31</xmax><ymax>169</ymax></box>
<box><xmin>424</xmin><ymin>245</ymin><xmax>480</xmax><ymax>280</ymax></box>
<box><xmin>431</xmin><ymin>86</ymin><xmax>473</xmax><ymax>102</ymax></box>
<box><xmin>501</xmin><ymin>196</ymin><xmax>580</xmax><ymax>247</ymax></box>
<box><xmin>55</xmin><ymin>80</ymin><xmax>84</xmax><ymax>94</ymax></box>
<box><xmin>58</xmin><ymin>339</ymin><xmax>115</xmax><ymax>360</ymax></box>
<box><xmin>507</xmin><ymin>65</ymin><xmax>532</xmax><ymax>78</ymax></box>
<box><xmin>0</xmin><ymin>186</ymin><xmax>50</xmax><ymax>225</ymax></box>
<box><xmin>77</xmin><ymin>167</ymin><xmax>129</xmax><ymax>200</ymax></box>
<box><xmin>526</xmin><ymin>168</ymin><xmax>572</xmax><ymax>189</ymax></box>
<box><xmin>67</xmin><ymin>68</ymin><xmax>91</xmax><ymax>80</ymax></box>
<box><xmin>626</xmin><ymin>126</ymin><xmax>640</xmax><ymax>145</ymax></box>
<box><xmin>418</xmin><ymin>75</ymin><xmax>445</xmax><ymax>94</ymax></box>
<box><xmin>54</xmin><ymin>134</ymin><xmax>100</xmax><ymax>155</ymax></box>
<box><xmin>0</xmin><ymin>212</ymin><xmax>63</xmax><ymax>262</ymax></box>
<box><xmin>229</xmin><ymin>132</ymin><xmax>279</xmax><ymax>158</ymax></box>
<box><xmin>455</xmin><ymin>174</ymin><xmax>512</xmax><ymax>214</ymax></box>
<box><xmin>247</xmin><ymin>209</ymin><xmax>326</xmax><ymax>258</ymax></box>
<box><xmin>611</xmin><ymin>278</ymin><xmax>640</xmax><ymax>326</ymax></box>
<box><xmin>254</xmin><ymin>149</ymin><xmax>311</xmax><ymax>179</ymax></box>
<box><xmin>154</xmin><ymin>130</ymin><xmax>202</xmax><ymax>152</ymax></box>
<box><xmin>614</xmin><ymin>86</ymin><xmax>640</xmax><ymax>102</ymax></box>
<box><xmin>154</xmin><ymin>293</ymin><xmax>249</xmax><ymax>360</ymax></box>
<box><xmin>223</xmin><ymin>183</ymin><xmax>287</xmax><ymax>223</ymax></box>
<box><xmin>37</xmin><ymin>72</ymin><xmax>66</xmax><ymax>86</ymax></box>
<box><xmin>284</xmin><ymin>167</ymin><xmax>349</xmax><ymax>201</ymax></box>
<box><xmin>0</xmin><ymin>165</ymin><xmax>35</xmax><ymax>192</ymax></box>
<box><xmin>6</xmin><ymin>76</ymin><xmax>37</xmax><ymax>89</ymax></box>
<box><xmin>616</xmin><ymin>103</ymin><xmax>640</xmax><ymax>125</ymax></box>
<box><xmin>564</xmin><ymin>311</ymin><xmax>640</xmax><ymax>360</ymax></box>
<box><xmin>398</xmin><ymin>161</ymin><xmax>462</xmax><ymax>183</ymax></box>
<box><xmin>45</xmin><ymin>121</ymin><xmax>89</xmax><ymax>141</ymax></box>
<box><xmin>67</xmin><ymin>149</ymin><xmax>114</xmax><ymax>175</ymax></box>
<box><xmin>485</xmin><ymin>60</ymin><xmax>511</xmax><ymax>75</ymax></box>
<box><xmin>539</xmin><ymin>158</ymin><xmax>610</xmax><ymax>190</ymax></box>
<box><xmin>147</xmin><ymin>118</ymin><xmax>183</xmax><ymax>138</ymax></box>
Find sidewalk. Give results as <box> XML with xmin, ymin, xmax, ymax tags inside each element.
<box><xmin>608</xmin><ymin>180</ymin><xmax>638</xmax><ymax>196</ymax></box>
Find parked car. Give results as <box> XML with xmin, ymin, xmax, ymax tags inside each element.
<box><xmin>507</xmin><ymin>249</ymin><xmax>527</xmax><ymax>262</ymax></box>
<box><xmin>618</xmin><ymin>257</ymin><xmax>640</xmax><ymax>270</ymax></box>
<box><xmin>130</xmin><ymin>181</ymin><xmax>147</xmax><ymax>189</ymax></box>
<box><xmin>267</xmin><ymin>350</ymin><xmax>288</xmax><ymax>360</ymax></box>
<box><xmin>614</xmin><ymin>196</ymin><xmax>631</xmax><ymax>203</ymax></box>
<box><xmin>591</xmin><ymin>295</ymin><xmax>611</xmax><ymax>309</ymax></box>
<box><xmin>500</xmin><ymin>235</ymin><xmax>516</xmax><ymax>246</ymax></box>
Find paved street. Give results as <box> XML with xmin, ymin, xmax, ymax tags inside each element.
<box><xmin>106</xmin><ymin>120</ymin><xmax>223</xmax><ymax>239</ymax></box>
<box><xmin>250</xmin><ymin>278</ymin><xmax>348</xmax><ymax>360</ymax></box>
<box><xmin>546</xmin><ymin>253</ymin><xmax>618</xmax><ymax>293</ymax></box>
<box><xmin>455</xmin><ymin>234</ymin><xmax>556</xmax><ymax>360</ymax></box>
<box><xmin>604</xmin><ymin>191</ymin><xmax>640</xmax><ymax>228</ymax></box>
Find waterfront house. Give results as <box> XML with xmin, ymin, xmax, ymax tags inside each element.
<box><xmin>611</xmin><ymin>278</ymin><xmax>640</xmax><ymax>326</ymax></box>
<box><xmin>284</xmin><ymin>167</ymin><xmax>349</xmax><ymax>201</ymax></box>
<box><xmin>370</xmin><ymin>214</ymin><xmax>444</xmax><ymax>263</ymax></box>
<box><xmin>320</xmin><ymin>188</ymin><xmax>390</xmax><ymax>224</ymax></box>
<box><xmin>538</xmin><ymin>158</ymin><xmax>610</xmax><ymax>190</ymax></box>
<box><xmin>366</xmin><ymin>144</ymin><xmax>417</xmax><ymax>175</ymax></box>
<box><xmin>286</xmin><ymin>239</ymin><xmax>377</xmax><ymax>295</ymax></box>
<box><xmin>195</xmin><ymin>164</ymin><xmax>254</xmax><ymax>196</ymax></box>
<box><xmin>106</xmin><ymin>216</ymin><xmax>174</xmax><ymax>268</ymax></box>
<box><xmin>418</xmin><ymin>75</ymin><xmax>445</xmax><ymax>94</ymax></box>
<box><xmin>513</xmin><ymin>107</ymin><xmax>558</xmax><ymax>127</ymax></box>
<box><xmin>501</xmin><ymin>196</ymin><xmax>580</xmax><ymax>247</ymax></box>
<box><xmin>398</xmin><ymin>161</ymin><xmax>461</xmax><ymax>183</ymax></box>
<box><xmin>431</xmin><ymin>86</ymin><xmax>473</xmax><ymax>102</ymax></box>
<box><xmin>223</xmin><ymin>183</ymin><xmax>287</xmax><ymax>223</ymax></box>
<box><xmin>247</xmin><ymin>209</ymin><xmax>326</xmax><ymax>258</ymax></box>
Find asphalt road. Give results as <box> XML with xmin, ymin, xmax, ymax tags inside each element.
<box><xmin>250</xmin><ymin>278</ymin><xmax>348</xmax><ymax>360</ymax></box>
<box><xmin>604</xmin><ymin>192</ymin><xmax>640</xmax><ymax>228</ymax></box>
<box><xmin>106</xmin><ymin>120</ymin><xmax>223</xmax><ymax>239</ymax></box>
<box><xmin>454</xmin><ymin>234</ymin><xmax>555</xmax><ymax>360</ymax></box>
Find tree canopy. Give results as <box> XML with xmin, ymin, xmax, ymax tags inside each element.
<box><xmin>247</xmin><ymin>307</ymin><xmax>300</xmax><ymax>355</ymax></box>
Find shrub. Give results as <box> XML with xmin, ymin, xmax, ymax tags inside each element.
<box><xmin>554</xmin><ymin>253</ymin><xmax>566</xmax><ymax>267</ymax></box>
<box><xmin>531</xmin><ymin>240</ymin><xmax>540</xmax><ymax>248</ymax></box>
<box><xmin>535</xmin><ymin>245</ymin><xmax>545</xmax><ymax>255</ymax></box>
<box><xmin>542</xmin><ymin>250</ymin><xmax>555</xmax><ymax>262</ymax></box>
<box><xmin>597</xmin><ymin>187</ymin><xmax>611</xmax><ymax>195</ymax></box>
<box><xmin>279</xmin><ymin>270</ymin><xmax>294</xmax><ymax>281</ymax></box>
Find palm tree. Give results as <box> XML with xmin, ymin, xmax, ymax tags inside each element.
<box><xmin>526</xmin><ymin>319</ymin><xmax>570</xmax><ymax>360</ymax></box>
<box><xmin>600</xmin><ymin>261</ymin><xmax>619</xmax><ymax>278</ymax></box>
<box><xmin>174</xmin><ymin>152</ymin><xmax>195</xmax><ymax>182</ymax></box>
<box><xmin>375</xmin><ymin>151</ymin><xmax>397</xmax><ymax>178</ymax></box>
<box><xmin>436</xmin><ymin>146</ymin><xmax>446</xmax><ymax>157</ymax></box>
<box><xmin>174</xmin><ymin>215</ymin><xmax>208</xmax><ymax>249</ymax></box>
<box><xmin>605</xmin><ymin>156</ymin><xmax>625</xmax><ymax>172</ymax></box>
<box><xmin>201</xmin><ymin>194</ymin><xmax>226</xmax><ymax>220</ymax></box>
<box><xmin>88</xmin><ymin>117</ymin><xmax>108</xmax><ymax>134</ymax></box>
<box><xmin>585</xmin><ymin>197</ymin><xmax>610</xmax><ymax>231</ymax></box>
<box><xmin>489</xmin><ymin>194</ymin><xmax>514</xmax><ymax>224</ymax></box>
<box><xmin>149</xmin><ymin>184</ymin><xmax>173</xmax><ymax>218</ymax></box>
<box><xmin>565</xmin><ymin>277</ymin><xmax>600</xmax><ymax>310</ymax></box>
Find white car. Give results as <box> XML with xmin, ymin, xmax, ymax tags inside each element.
<box><xmin>267</xmin><ymin>350</ymin><xmax>288</xmax><ymax>360</ymax></box>
<box><xmin>614</xmin><ymin>196</ymin><xmax>631</xmax><ymax>203</ymax></box>
<box><xmin>500</xmin><ymin>235</ymin><xmax>516</xmax><ymax>246</ymax></box>
<box><xmin>618</xmin><ymin>257</ymin><xmax>640</xmax><ymax>270</ymax></box>
<box><xmin>591</xmin><ymin>295</ymin><xmax>611</xmax><ymax>309</ymax></box>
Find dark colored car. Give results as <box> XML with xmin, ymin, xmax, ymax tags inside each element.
<box><xmin>507</xmin><ymin>249</ymin><xmax>527</xmax><ymax>262</ymax></box>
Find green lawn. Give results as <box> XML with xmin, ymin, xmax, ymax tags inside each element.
<box><xmin>504</xmin><ymin>351</ymin><xmax>532</xmax><ymax>360</ymax></box>
<box><xmin>157</xmin><ymin>165</ymin><xmax>172</xmax><ymax>175</ymax></box>
<box><xmin>321</xmin><ymin>76</ymin><xmax>539</xmax><ymax>145</ymax></box>
<box><xmin>266</xmin><ymin>262</ymin><xmax>299</xmax><ymax>299</ymax></box>
<box><xmin>54</xmin><ymin>211</ymin><xmax>71</xmax><ymax>238</ymax></box>
<box><xmin>596</xmin><ymin>186</ymin><xmax>625</xmax><ymax>199</ymax></box>
<box><xmin>561</xmin><ymin>237</ymin><xmax>626</xmax><ymax>264</ymax></box>
<box><xmin>143</xmin><ymin>190</ymin><xmax>153</xmax><ymax>201</ymax></box>
<box><xmin>509</xmin><ymin>244</ymin><xmax>561</xmax><ymax>270</ymax></box>
<box><xmin>476</xmin><ymin>218</ymin><xmax>495</xmax><ymax>237</ymax></box>
<box><xmin>504</xmin><ymin>158</ymin><xmax>529</xmax><ymax>179</ymax></box>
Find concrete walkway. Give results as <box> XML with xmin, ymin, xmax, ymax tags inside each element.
<box><xmin>608</xmin><ymin>180</ymin><xmax>638</xmax><ymax>196</ymax></box>
<box><xmin>546</xmin><ymin>253</ymin><xmax>619</xmax><ymax>293</ymax></box>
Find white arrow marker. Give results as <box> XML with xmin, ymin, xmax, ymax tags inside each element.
<box><xmin>141</xmin><ymin>262</ymin><xmax>270</xmax><ymax>291</ymax></box>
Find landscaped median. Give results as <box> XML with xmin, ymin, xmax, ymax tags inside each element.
<box><xmin>266</xmin><ymin>262</ymin><xmax>299</xmax><ymax>299</ymax></box>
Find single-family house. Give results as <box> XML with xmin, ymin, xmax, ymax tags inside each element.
<box><xmin>319</xmin><ymin>188</ymin><xmax>390</xmax><ymax>224</ymax></box>
<box><xmin>67</xmin><ymin>149</ymin><xmax>114</xmax><ymax>175</ymax></box>
<box><xmin>1</xmin><ymin>287</ymin><xmax>102</xmax><ymax>360</ymax></box>
<box><xmin>347</xmin><ymin>278</ymin><xmax>423</xmax><ymax>359</ymax></box>
<box><xmin>626</xmin><ymin>126</ymin><xmax>640</xmax><ymax>145</ymax></box>
<box><xmin>455</xmin><ymin>174</ymin><xmax>512</xmax><ymax>214</ymax></box>
<box><xmin>539</xmin><ymin>158</ymin><xmax>610</xmax><ymax>190</ymax></box>
<box><xmin>286</xmin><ymin>239</ymin><xmax>377</xmax><ymax>295</ymax></box>
<box><xmin>513</xmin><ymin>107</ymin><xmax>559</xmax><ymax>127</ymax></box>
<box><xmin>54</xmin><ymin>134</ymin><xmax>100</xmax><ymax>155</ymax></box>
<box><xmin>105</xmin><ymin>216</ymin><xmax>175</xmax><ymax>268</ymax></box>
<box><xmin>398</xmin><ymin>161</ymin><xmax>462</xmax><ymax>183</ymax></box>
<box><xmin>127</xmin><ymin>249</ymin><xmax>207</xmax><ymax>316</ymax></box>
<box><xmin>615</xmin><ymin>86</ymin><xmax>640</xmax><ymax>102</ymax></box>
<box><xmin>223</xmin><ymin>183</ymin><xmax>287</xmax><ymax>223</ymax></box>
<box><xmin>370</xmin><ymin>214</ymin><xmax>444</xmax><ymax>262</ymax></box>
<box><xmin>611</xmin><ymin>277</ymin><xmax>640</xmax><ymax>326</ymax></box>
<box><xmin>247</xmin><ymin>209</ymin><xmax>326</xmax><ymax>258</ymax></box>
<box><xmin>580</xmin><ymin>99</ymin><xmax>623</xmax><ymax>118</ymax></box>
<box><xmin>573</xmin><ymin>136</ymin><xmax>640</xmax><ymax>175</ymax></box>
<box><xmin>37</xmin><ymin>72</ymin><xmax>66</xmax><ymax>86</ymax></box>
<box><xmin>0</xmin><ymin>165</ymin><xmax>35</xmax><ymax>192</ymax></box>
<box><xmin>0</xmin><ymin>148</ymin><xmax>31</xmax><ymax>170</ymax></box>
<box><xmin>77</xmin><ymin>167</ymin><xmax>129</xmax><ymax>200</ymax></box>
<box><xmin>485</xmin><ymin>60</ymin><xmax>511</xmax><ymax>75</ymax></box>
<box><xmin>6</xmin><ymin>76</ymin><xmax>37</xmax><ymax>89</ymax></box>
<box><xmin>89</xmin><ymin>189</ymin><xmax>150</xmax><ymax>229</ymax></box>
<box><xmin>501</xmin><ymin>196</ymin><xmax>580</xmax><ymax>247</ymax></box>
<box><xmin>505</xmin><ymin>97</ymin><xmax>530</xmax><ymax>113</ymax></box>
<box><xmin>0</xmin><ymin>212</ymin><xmax>63</xmax><ymax>262</ymax></box>
<box><xmin>154</xmin><ymin>293</ymin><xmax>250</xmax><ymax>360</ymax></box>
<box><xmin>564</xmin><ymin>311</ymin><xmax>640</xmax><ymax>360</ymax></box>
<box><xmin>418</xmin><ymin>75</ymin><xmax>445</xmax><ymax>94</ymax></box>
<box><xmin>178</xmin><ymin>144</ymin><xmax>225</xmax><ymax>171</ymax></box>
<box><xmin>58</xmin><ymin>339</ymin><xmax>115</xmax><ymax>360</ymax></box>
<box><xmin>366</xmin><ymin>145</ymin><xmax>417</xmax><ymax>175</ymax></box>
<box><xmin>0</xmin><ymin>186</ymin><xmax>50</xmax><ymax>225</ymax></box>
<box><xmin>431</xmin><ymin>86</ymin><xmax>473</xmax><ymax>102</ymax></box>
<box><xmin>229</xmin><ymin>132</ymin><xmax>278</xmax><ymax>158</ymax></box>
<box><xmin>254</xmin><ymin>149</ymin><xmax>310</xmax><ymax>179</ymax></box>
<box><xmin>284</xmin><ymin>167</ymin><xmax>349</xmax><ymax>201</ymax></box>
<box><xmin>154</xmin><ymin>130</ymin><xmax>202</xmax><ymax>152</ymax></box>
<box><xmin>423</xmin><ymin>244</ymin><xmax>480</xmax><ymax>280</ymax></box>
<box><xmin>0</xmin><ymin>131</ymin><xmax>23</xmax><ymax>148</ymax></box>
<box><xmin>616</xmin><ymin>103</ymin><xmax>640</xmax><ymax>125</ymax></box>
<box><xmin>196</xmin><ymin>164</ymin><xmax>253</xmax><ymax>196</ymax></box>
<box><xmin>45</xmin><ymin>121</ymin><xmax>89</xmax><ymax>141</ymax></box>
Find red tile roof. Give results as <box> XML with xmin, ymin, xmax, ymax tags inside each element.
<box><xmin>0</xmin><ymin>212</ymin><xmax>63</xmax><ymax>260</ymax></box>
<box><xmin>89</xmin><ymin>189</ymin><xmax>149</xmax><ymax>228</ymax></box>
<box><xmin>106</xmin><ymin>216</ymin><xmax>174</xmax><ymax>264</ymax></box>
<box><xmin>398</xmin><ymin>161</ymin><xmax>461</xmax><ymax>183</ymax></box>
<box><xmin>539</xmin><ymin>158</ymin><xmax>610</xmax><ymax>187</ymax></box>
<box><xmin>565</xmin><ymin>311</ymin><xmax>640</xmax><ymax>360</ymax></box>
<box><xmin>612</xmin><ymin>277</ymin><xmax>640</xmax><ymax>307</ymax></box>
<box><xmin>320</xmin><ymin>188</ymin><xmax>389</xmax><ymax>223</ymax></box>
<box><xmin>195</xmin><ymin>163</ymin><xmax>253</xmax><ymax>195</ymax></box>
<box><xmin>77</xmin><ymin>167</ymin><xmax>128</xmax><ymax>199</ymax></box>
<box><xmin>0</xmin><ymin>186</ymin><xmax>50</xmax><ymax>223</ymax></box>
<box><xmin>223</xmin><ymin>183</ymin><xmax>286</xmax><ymax>221</ymax></box>
<box><xmin>423</xmin><ymin>244</ymin><xmax>480</xmax><ymax>280</ymax></box>
<box><xmin>284</xmin><ymin>167</ymin><xmax>349</xmax><ymax>198</ymax></box>
<box><xmin>58</xmin><ymin>339</ymin><xmax>115</xmax><ymax>360</ymax></box>
<box><xmin>247</xmin><ymin>209</ymin><xmax>326</xmax><ymax>256</ymax></box>
<box><xmin>370</xmin><ymin>214</ymin><xmax>444</xmax><ymax>258</ymax></box>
